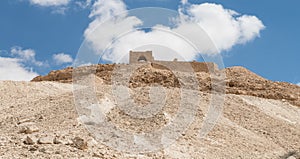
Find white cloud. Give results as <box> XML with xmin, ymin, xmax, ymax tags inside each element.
<box><xmin>183</xmin><ymin>3</ymin><xmax>265</xmax><ymax>51</ymax></box>
<box><xmin>237</xmin><ymin>15</ymin><xmax>265</xmax><ymax>43</ymax></box>
<box><xmin>29</xmin><ymin>0</ymin><xmax>70</xmax><ymax>7</ymax></box>
<box><xmin>53</xmin><ymin>53</ymin><xmax>73</xmax><ymax>64</ymax></box>
<box><xmin>0</xmin><ymin>46</ymin><xmax>49</xmax><ymax>81</ymax></box>
<box><xmin>88</xmin><ymin>0</ymin><xmax>127</xmax><ymax>20</ymax></box>
<box><xmin>181</xmin><ymin>0</ymin><xmax>188</xmax><ymax>5</ymax></box>
<box><xmin>28</xmin><ymin>0</ymin><xmax>93</xmax><ymax>14</ymax></box>
<box><xmin>83</xmin><ymin>0</ymin><xmax>265</xmax><ymax>63</ymax></box>
<box><xmin>100</xmin><ymin>27</ymin><xmax>199</xmax><ymax>62</ymax></box>
<box><xmin>10</xmin><ymin>46</ymin><xmax>44</xmax><ymax>66</ymax></box>
<box><xmin>297</xmin><ymin>82</ymin><xmax>300</xmax><ymax>86</ymax></box>
<box><xmin>11</xmin><ymin>47</ymin><xmax>35</xmax><ymax>61</ymax></box>
<box><xmin>75</xmin><ymin>0</ymin><xmax>92</xmax><ymax>9</ymax></box>
<box><xmin>0</xmin><ymin>57</ymin><xmax>38</xmax><ymax>81</ymax></box>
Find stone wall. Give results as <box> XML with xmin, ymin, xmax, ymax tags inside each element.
<box><xmin>129</xmin><ymin>51</ymin><xmax>218</xmax><ymax>73</ymax></box>
<box><xmin>151</xmin><ymin>61</ymin><xmax>218</xmax><ymax>73</ymax></box>
<box><xmin>129</xmin><ymin>51</ymin><xmax>154</xmax><ymax>64</ymax></box>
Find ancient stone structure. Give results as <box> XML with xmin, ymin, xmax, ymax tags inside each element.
<box><xmin>129</xmin><ymin>50</ymin><xmax>218</xmax><ymax>73</ymax></box>
<box><xmin>129</xmin><ymin>51</ymin><xmax>154</xmax><ymax>64</ymax></box>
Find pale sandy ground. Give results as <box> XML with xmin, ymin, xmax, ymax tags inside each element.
<box><xmin>0</xmin><ymin>80</ymin><xmax>300</xmax><ymax>159</ymax></box>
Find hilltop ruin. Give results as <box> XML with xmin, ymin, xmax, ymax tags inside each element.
<box><xmin>129</xmin><ymin>50</ymin><xmax>218</xmax><ymax>73</ymax></box>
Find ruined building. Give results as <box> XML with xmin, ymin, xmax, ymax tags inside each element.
<box><xmin>129</xmin><ymin>50</ymin><xmax>218</xmax><ymax>73</ymax></box>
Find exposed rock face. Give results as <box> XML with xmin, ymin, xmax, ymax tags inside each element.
<box><xmin>225</xmin><ymin>66</ymin><xmax>300</xmax><ymax>106</ymax></box>
<box><xmin>19</xmin><ymin>124</ymin><xmax>39</xmax><ymax>134</ymax></box>
<box><xmin>32</xmin><ymin>67</ymin><xmax>74</xmax><ymax>83</ymax></box>
<box><xmin>31</xmin><ymin>63</ymin><xmax>300</xmax><ymax>107</ymax></box>
<box><xmin>129</xmin><ymin>64</ymin><xmax>180</xmax><ymax>88</ymax></box>
<box><xmin>32</xmin><ymin>64</ymin><xmax>115</xmax><ymax>84</ymax></box>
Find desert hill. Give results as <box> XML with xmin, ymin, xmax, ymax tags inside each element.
<box><xmin>0</xmin><ymin>62</ymin><xmax>300</xmax><ymax>158</ymax></box>
<box><xmin>32</xmin><ymin>63</ymin><xmax>300</xmax><ymax>107</ymax></box>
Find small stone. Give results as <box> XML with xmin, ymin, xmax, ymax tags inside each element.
<box><xmin>93</xmin><ymin>152</ymin><xmax>104</xmax><ymax>158</ymax></box>
<box><xmin>289</xmin><ymin>95</ymin><xmax>295</xmax><ymax>99</ymax></box>
<box><xmin>62</xmin><ymin>139</ymin><xmax>73</xmax><ymax>145</ymax></box>
<box><xmin>287</xmin><ymin>156</ymin><xmax>296</xmax><ymax>159</ymax></box>
<box><xmin>19</xmin><ymin>125</ymin><xmax>39</xmax><ymax>134</ymax></box>
<box><xmin>72</xmin><ymin>137</ymin><xmax>88</xmax><ymax>150</ymax></box>
<box><xmin>23</xmin><ymin>136</ymin><xmax>34</xmax><ymax>145</ymax></box>
<box><xmin>38</xmin><ymin>136</ymin><xmax>53</xmax><ymax>144</ymax></box>
<box><xmin>53</xmin><ymin>137</ymin><xmax>62</xmax><ymax>144</ymax></box>
<box><xmin>18</xmin><ymin>118</ymin><xmax>35</xmax><ymax>125</ymax></box>
<box><xmin>39</xmin><ymin>147</ymin><xmax>46</xmax><ymax>153</ymax></box>
<box><xmin>88</xmin><ymin>138</ymin><xmax>98</xmax><ymax>147</ymax></box>
<box><xmin>29</xmin><ymin>146</ymin><xmax>38</xmax><ymax>152</ymax></box>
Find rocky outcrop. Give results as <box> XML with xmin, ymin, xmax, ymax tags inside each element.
<box><xmin>225</xmin><ymin>66</ymin><xmax>300</xmax><ymax>106</ymax></box>
<box><xmin>31</xmin><ymin>63</ymin><xmax>300</xmax><ymax>107</ymax></box>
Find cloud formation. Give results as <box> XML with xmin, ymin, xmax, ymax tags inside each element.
<box><xmin>83</xmin><ymin>0</ymin><xmax>265</xmax><ymax>63</ymax></box>
<box><xmin>0</xmin><ymin>57</ymin><xmax>38</xmax><ymax>81</ymax></box>
<box><xmin>28</xmin><ymin>0</ymin><xmax>92</xmax><ymax>14</ymax></box>
<box><xmin>0</xmin><ymin>46</ymin><xmax>46</xmax><ymax>81</ymax></box>
<box><xmin>75</xmin><ymin>0</ymin><xmax>92</xmax><ymax>9</ymax></box>
<box><xmin>29</xmin><ymin>0</ymin><xmax>70</xmax><ymax>7</ymax></box>
<box><xmin>10</xmin><ymin>46</ymin><xmax>44</xmax><ymax>66</ymax></box>
<box><xmin>183</xmin><ymin>3</ymin><xmax>265</xmax><ymax>51</ymax></box>
<box><xmin>0</xmin><ymin>46</ymin><xmax>75</xmax><ymax>81</ymax></box>
<box><xmin>53</xmin><ymin>53</ymin><xmax>73</xmax><ymax>64</ymax></box>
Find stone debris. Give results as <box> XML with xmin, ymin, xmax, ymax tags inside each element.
<box><xmin>28</xmin><ymin>145</ymin><xmax>38</xmax><ymax>152</ymax></box>
<box><xmin>31</xmin><ymin>63</ymin><xmax>300</xmax><ymax>107</ymax></box>
<box><xmin>53</xmin><ymin>136</ymin><xmax>62</xmax><ymax>144</ymax></box>
<box><xmin>19</xmin><ymin>124</ymin><xmax>39</xmax><ymax>134</ymax></box>
<box><xmin>17</xmin><ymin>118</ymin><xmax>35</xmax><ymax>125</ymax></box>
<box><xmin>37</xmin><ymin>136</ymin><xmax>53</xmax><ymax>144</ymax></box>
<box><xmin>0</xmin><ymin>62</ymin><xmax>299</xmax><ymax>158</ymax></box>
<box><xmin>71</xmin><ymin>137</ymin><xmax>88</xmax><ymax>150</ymax></box>
<box><xmin>23</xmin><ymin>136</ymin><xmax>34</xmax><ymax>145</ymax></box>
<box><xmin>62</xmin><ymin>139</ymin><xmax>73</xmax><ymax>145</ymax></box>
<box><xmin>39</xmin><ymin>147</ymin><xmax>46</xmax><ymax>153</ymax></box>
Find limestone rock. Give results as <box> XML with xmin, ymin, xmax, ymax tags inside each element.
<box><xmin>17</xmin><ymin>118</ymin><xmax>35</xmax><ymax>125</ymax></box>
<box><xmin>19</xmin><ymin>124</ymin><xmax>39</xmax><ymax>134</ymax></box>
<box><xmin>28</xmin><ymin>145</ymin><xmax>38</xmax><ymax>152</ymax></box>
<box><xmin>53</xmin><ymin>137</ymin><xmax>62</xmax><ymax>144</ymax></box>
<box><xmin>23</xmin><ymin>136</ymin><xmax>34</xmax><ymax>145</ymax></box>
<box><xmin>72</xmin><ymin>137</ymin><xmax>87</xmax><ymax>150</ymax></box>
<box><xmin>37</xmin><ymin>136</ymin><xmax>53</xmax><ymax>144</ymax></box>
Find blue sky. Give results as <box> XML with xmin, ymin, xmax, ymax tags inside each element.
<box><xmin>0</xmin><ymin>0</ymin><xmax>299</xmax><ymax>85</ymax></box>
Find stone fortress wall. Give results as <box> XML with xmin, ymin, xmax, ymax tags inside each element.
<box><xmin>129</xmin><ymin>51</ymin><xmax>154</xmax><ymax>64</ymax></box>
<box><xmin>129</xmin><ymin>50</ymin><xmax>218</xmax><ymax>73</ymax></box>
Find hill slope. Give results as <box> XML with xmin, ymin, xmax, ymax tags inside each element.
<box><xmin>0</xmin><ymin>63</ymin><xmax>300</xmax><ymax>158</ymax></box>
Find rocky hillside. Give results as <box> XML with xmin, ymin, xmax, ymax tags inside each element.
<box><xmin>32</xmin><ymin>63</ymin><xmax>300</xmax><ymax>107</ymax></box>
<box><xmin>0</xmin><ymin>62</ymin><xmax>299</xmax><ymax>158</ymax></box>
